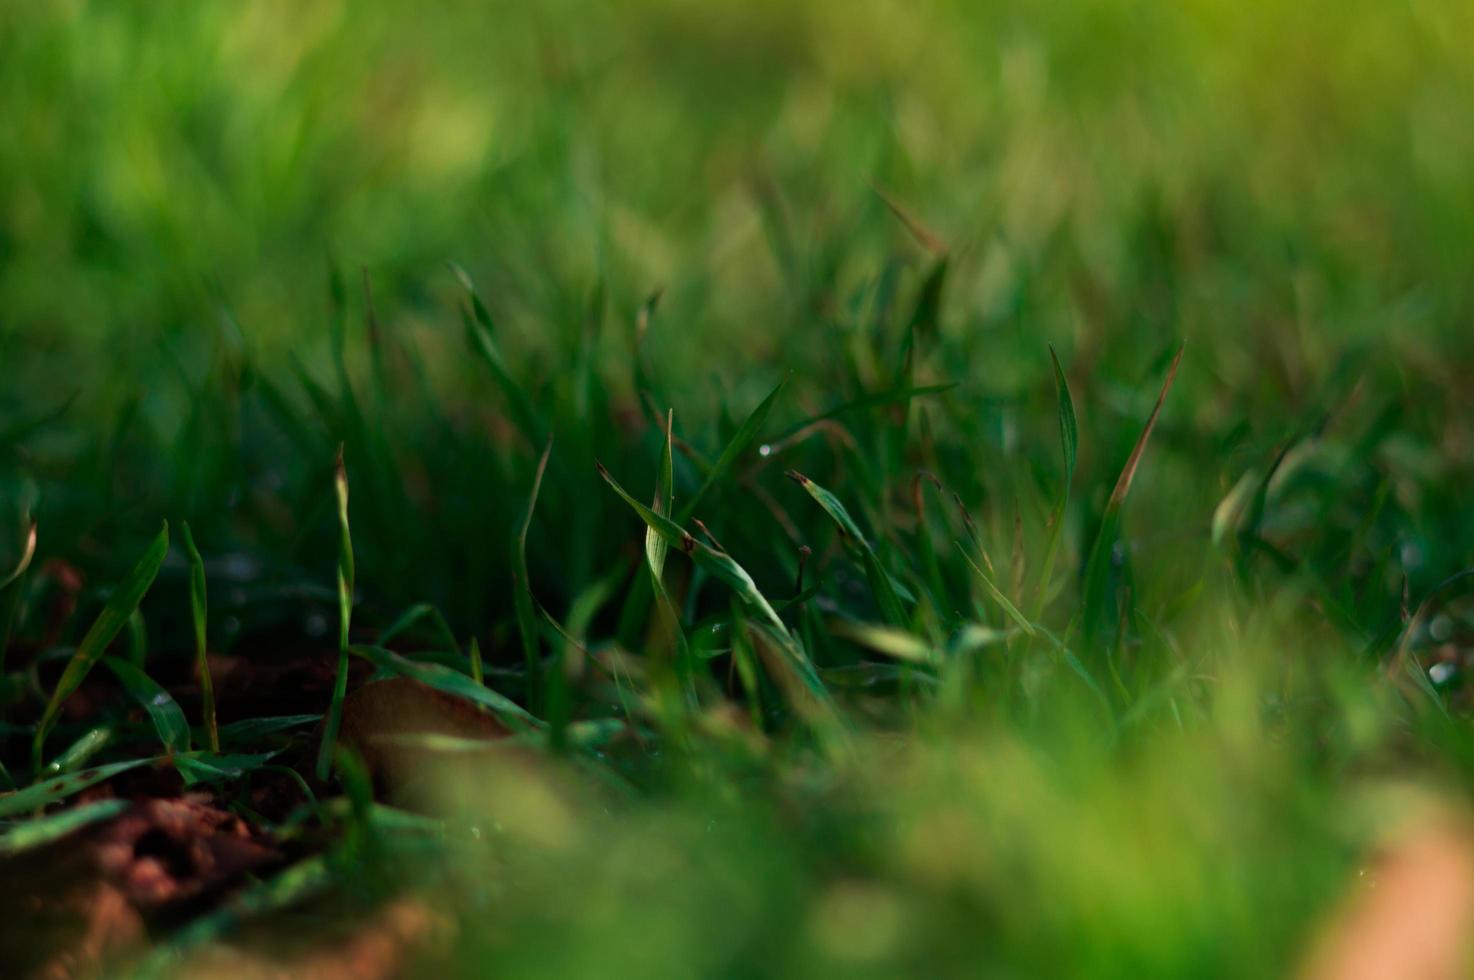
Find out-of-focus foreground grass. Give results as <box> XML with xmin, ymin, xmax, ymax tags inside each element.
<box><xmin>2</xmin><ymin>1</ymin><xmax>1474</xmax><ymax>976</ymax></box>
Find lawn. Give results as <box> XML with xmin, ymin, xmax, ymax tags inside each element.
<box><xmin>3</xmin><ymin>1</ymin><xmax>1474</xmax><ymax>976</ymax></box>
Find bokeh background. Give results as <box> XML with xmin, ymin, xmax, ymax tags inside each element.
<box><xmin>6</xmin><ymin>0</ymin><xmax>1473</xmax><ymax>383</ymax></box>
<box><xmin>5</xmin><ymin>0</ymin><xmax>1473</xmax><ymax>601</ymax></box>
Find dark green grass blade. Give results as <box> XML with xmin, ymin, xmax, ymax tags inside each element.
<box><xmin>43</xmin><ymin>727</ymin><xmax>114</xmax><ymax>777</ymax></box>
<box><xmin>787</xmin><ymin>471</ymin><xmax>907</xmax><ymax>627</ymax></box>
<box><xmin>646</xmin><ymin>411</ymin><xmax>691</xmax><ymax>686</ymax></box>
<box><xmin>379</xmin><ymin>603</ymin><xmax>462</xmax><ymax>655</ymax></box>
<box><xmin>316</xmin><ymin>450</ymin><xmax>355</xmax><ymax>781</ymax></box>
<box><xmin>102</xmin><ymin>656</ymin><xmax>190</xmax><ymax>755</ymax></box>
<box><xmin>173</xmin><ymin>751</ymin><xmax>277</xmax><ymax>785</ymax></box>
<box><xmin>1050</xmin><ymin>347</ymin><xmax>1079</xmax><ymax>480</ymax></box>
<box><xmin>958</xmin><ymin>544</ymin><xmax>1037</xmax><ymax>636</ymax></box>
<box><xmin>910</xmin><ymin>258</ymin><xmax>949</xmax><ymax>339</ymax></box>
<box><xmin>910</xmin><ymin>473</ymin><xmax>947</xmax><ymax>618</ymax></box>
<box><xmin>676</xmin><ymin>379</ymin><xmax>785</xmax><ymax>524</ymax></box>
<box><xmin>1079</xmin><ymin>343</ymin><xmax>1184</xmax><ymax>654</ymax></box>
<box><xmin>124</xmin><ymin>609</ymin><xmax>147</xmax><ymax>668</ymax></box>
<box><xmin>631</xmin><ymin>288</ymin><xmax>666</xmax><ymax>428</ymax></box>
<box><xmin>469</xmin><ymin>636</ymin><xmax>484</xmax><ymax>686</ymax></box>
<box><xmin>727</xmin><ymin>604</ymin><xmax>766</xmax><ymax>729</ymax></box>
<box><xmin>598</xmin><ymin>462</ymin><xmax>789</xmax><ymax>636</ymax></box>
<box><xmin>180</xmin><ymin>522</ymin><xmax>217</xmax><ymax>752</ymax></box>
<box><xmin>350</xmin><ymin>644</ymin><xmax>541</xmax><ymax>731</ymax></box>
<box><xmin>0</xmin><ymin>759</ymin><xmax>154</xmax><ymax>818</ymax></box>
<box><xmin>1032</xmin><ymin>346</ymin><xmax>1079</xmax><ymax>618</ymax></box>
<box><xmin>0</xmin><ymin>798</ymin><xmax>130</xmax><ymax>856</ymax></box>
<box><xmin>217</xmin><ymin>716</ymin><xmax>319</xmax><ymax>745</ymax></box>
<box><xmin>252</xmin><ymin>371</ymin><xmax>326</xmax><ymax>459</ymax></box>
<box><xmin>33</xmin><ymin>522</ymin><xmax>169</xmax><ymax>772</ymax></box>
<box><xmin>651</xmin><ymin>409</ymin><xmax>675</xmax><ymax>573</ymax></box>
<box><xmin>514</xmin><ymin>439</ymin><xmax>553</xmax><ymax>714</ymax></box>
<box><xmin>454</xmin><ymin>264</ymin><xmax>546</xmax><ymax>447</ymax></box>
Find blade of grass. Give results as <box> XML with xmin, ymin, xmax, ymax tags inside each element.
<box><xmin>180</xmin><ymin>522</ymin><xmax>218</xmax><ymax>752</ymax></box>
<box><xmin>102</xmin><ymin>656</ymin><xmax>190</xmax><ymax>755</ymax></box>
<box><xmin>0</xmin><ymin>799</ymin><xmax>130</xmax><ymax>856</ymax></box>
<box><xmin>957</xmin><ymin>544</ymin><xmax>1038</xmax><ymax>637</ymax></box>
<box><xmin>43</xmin><ymin>726</ymin><xmax>114</xmax><ymax>776</ymax></box>
<box><xmin>0</xmin><ymin>758</ymin><xmax>154</xmax><ymax>818</ymax></box>
<box><xmin>32</xmin><ymin>522</ymin><xmax>169</xmax><ymax>772</ymax></box>
<box><xmin>874</xmin><ymin>183</ymin><xmax>949</xmax><ymax>257</ymax></box>
<box><xmin>1078</xmin><ymin>343</ymin><xmax>1184</xmax><ymax>654</ymax></box>
<box><xmin>125</xmin><ymin>609</ymin><xmax>147</xmax><ymax>668</ymax></box>
<box><xmin>174</xmin><ymin>751</ymin><xmax>277</xmax><ymax>785</ymax></box>
<box><xmin>676</xmin><ymin>379</ymin><xmax>786</xmax><ymax>523</ymax></box>
<box><xmin>454</xmin><ymin>264</ymin><xmax>546</xmax><ymax>447</ymax></box>
<box><xmin>379</xmin><ymin>602</ymin><xmax>462</xmax><ymax>656</ymax></box>
<box><xmin>315</xmin><ymin>449</ymin><xmax>355</xmax><ymax>780</ymax></box>
<box><xmin>349</xmin><ymin>644</ymin><xmax>540</xmax><ymax>731</ymax></box>
<box><xmin>469</xmin><ymin>636</ymin><xmax>484</xmax><ymax>686</ymax></box>
<box><xmin>727</xmin><ymin>602</ymin><xmax>766</xmax><ymax>730</ymax></box>
<box><xmin>514</xmin><ymin>438</ymin><xmax>553</xmax><ymax>715</ymax></box>
<box><xmin>786</xmin><ymin>471</ymin><xmax>907</xmax><ymax>627</ymax></box>
<box><xmin>647</xmin><ymin>410</ymin><xmax>692</xmax><ymax>700</ymax></box>
<box><xmin>1031</xmin><ymin>346</ymin><xmax>1078</xmax><ymax>619</ymax></box>
<box><xmin>218</xmin><ymin>716</ymin><xmax>319</xmax><ymax>745</ymax></box>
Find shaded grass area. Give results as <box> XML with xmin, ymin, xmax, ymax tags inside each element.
<box><xmin>2</xmin><ymin>0</ymin><xmax>1474</xmax><ymax>975</ymax></box>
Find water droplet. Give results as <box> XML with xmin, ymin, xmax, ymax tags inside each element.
<box><xmin>758</xmin><ymin>444</ymin><xmax>772</xmax><ymax>457</ymax></box>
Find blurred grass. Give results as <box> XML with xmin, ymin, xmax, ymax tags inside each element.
<box><xmin>5</xmin><ymin>0</ymin><xmax>1474</xmax><ymax>381</ymax></box>
<box><xmin>2</xmin><ymin>0</ymin><xmax>1471</xmax><ymax>604</ymax></box>
<box><xmin>2</xmin><ymin>0</ymin><xmax>1474</xmax><ymax>975</ymax></box>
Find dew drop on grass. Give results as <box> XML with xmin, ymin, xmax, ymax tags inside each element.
<box><xmin>1430</xmin><ymin>663</ymin><xmax>1456</xmax><ymax>686</ymax></box>
<box><xmin>759</xmin><ymin>444</ymin><xmax>772</xmax><ymax>457</ymax></box>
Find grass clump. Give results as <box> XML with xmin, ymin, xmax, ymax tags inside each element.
<box><xmin>2</xmin><ymin>1</ymin><xmax>1474</xmax><ymax>976</ymax></box>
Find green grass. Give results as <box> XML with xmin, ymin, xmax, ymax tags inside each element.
<box><xmin>3</xmin><ymin>0</ymin><xmax>1474</xmax><ymax>975</ymax></box>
